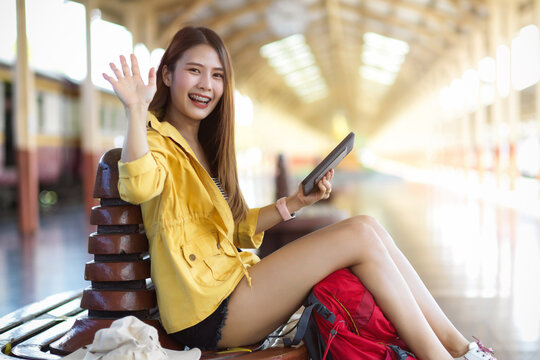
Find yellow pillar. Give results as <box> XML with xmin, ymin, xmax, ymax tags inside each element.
<box><xmin>15</xmin><ymin>0</ymin><xmax>39</xmax><ymax>235</ymax></box>
<box><xmin>81</xmin><ymin>0</ymin><xmax>100</xmax><ymax>215</ymax></box>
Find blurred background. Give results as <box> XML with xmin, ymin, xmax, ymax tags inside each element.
<box><xmin>1</xmin><ymin>0</ymin><xmax>540</xmax><ymax>359</ymax></box>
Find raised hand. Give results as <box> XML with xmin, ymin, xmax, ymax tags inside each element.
<box><xmin>102</xmin><ymin>54</ymin><xmax>156</xmax><ymax>110</ymax></box>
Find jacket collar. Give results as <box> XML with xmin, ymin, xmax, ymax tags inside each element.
<box><xmin>147</xmin><ymin>115</ymin><xmax>197</xmax><ymax>159</ymax></box>
<box><xmin>147</xmin><ymin>115</ymin><xmax>234</xmax><ymax>234</ymax></box>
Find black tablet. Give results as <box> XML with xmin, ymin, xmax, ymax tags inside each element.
<box><xmin>301</xmin><ymin>132</ymin><xmax>355</xmax><ymax>195</ymax></box>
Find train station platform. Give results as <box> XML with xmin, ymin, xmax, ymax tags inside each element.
<box><xmin>1</xmin><ymin>171</ymin><xmax>539</xmax><ymax>359</ymax></box>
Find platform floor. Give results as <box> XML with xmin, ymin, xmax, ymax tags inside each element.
<box><xmin>1</xmin><ymin>171</ymin><xmax>539</xmax><ymax>359</ymax></box>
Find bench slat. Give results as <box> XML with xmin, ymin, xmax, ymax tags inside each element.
<box><xmin>200</xmin><ymin>346</ymin><xmax>307</xmax><ymax>360</ymax></box>
<box><xmin>1</xmin><ymin>298</ymin><xmax>84</xmax><ymax>351</ymax></box>
<box><xmin>11</xmin><ymin>317</ymin><xmax>79</xmax><ymax>360</ymax></box>
<box><xmin>0</xmin><ymin>291</ymin><xmax>81</xmax><ymax>334</ymax></box>
<box><xmin>239</xmin><ymin>347</ymin><xmax>307</xmax><ymax>360</ymax></box>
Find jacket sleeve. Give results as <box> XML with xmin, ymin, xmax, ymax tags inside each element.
<box><xmin>117</xmin><ymin>150</ymin><xmax>168</xmax><ymax>205</ymax></box>
<box><xmin>233</xmin><ymin>207</ymin><xmax>264</xmax><ymax>249</ymax></box>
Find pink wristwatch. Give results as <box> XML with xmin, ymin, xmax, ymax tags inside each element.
<box><xmin>276</xmin><ymin>197</ymin><xmax>296</xmax><ymax>221</ymax></box>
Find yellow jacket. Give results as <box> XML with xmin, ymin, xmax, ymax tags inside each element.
<box><xmin>117</xmin><ymin>116</ymin><xmax>264</xmax><ymax>333</ymax></box>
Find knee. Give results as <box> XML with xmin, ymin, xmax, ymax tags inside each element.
<box><xmin>350</xmin><ymin>215</ymin><xmax>397</xmax><ymax>247</ymax></box>
<box><xmin>343</xmin><ymin>215</ymin><xmax>379</xmax><ymax>235</ymax></box>
<box><xmin>340</xmin><ymin>216</ymin><xmax>387</xmax><ymax>257</ymax></box>
<box><xmin>353</xmin><ymin>214</ymin><xmax>381</xmax><ymax>229</ymax></box>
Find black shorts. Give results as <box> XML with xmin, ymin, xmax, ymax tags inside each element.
<box><xmin>168</xmin><ymin>296</ymin><xmax>230</xmax><ymax>350</ymax></box>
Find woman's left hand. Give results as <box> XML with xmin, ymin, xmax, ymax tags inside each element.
<box><xmin>295</xmin><ymin>169</ymin><xmax>334</xmax><ymax>207</ymax></box>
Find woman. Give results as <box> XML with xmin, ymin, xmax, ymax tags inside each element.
<box><xmin>103</xmin><ymin>26</ymin><xmax>496</xmax><ymax>360</ymax></box>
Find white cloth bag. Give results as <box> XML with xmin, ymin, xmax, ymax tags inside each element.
<box><xmin>63</xmin><ymin>316</ymin><xmax>201</xmax><ymax>360</ymax></box>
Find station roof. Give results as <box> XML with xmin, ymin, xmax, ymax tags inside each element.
<box><xmin>75</xmin><ymin>0</ymin><xmax>492</xmax><ymax>137</ymax></box>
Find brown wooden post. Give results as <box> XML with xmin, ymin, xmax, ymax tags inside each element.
<box><xmin>275</xmin><ymin>154</ymin><xmax>289</xmax><ymax>200</ymax></box>
<box><xmin>81</xmin><ymin>0</ymin><xmax>100</xmax><ymax>216</ymax></box>
<box><xmin>49</xmin><ymin>149</ymin><xmax>178</xmax><ymax>355</ymax></box>
<box><xmin>15</xmin><ymin>0</ymin><xmax>39</xmax><ymax>235</ymax></box>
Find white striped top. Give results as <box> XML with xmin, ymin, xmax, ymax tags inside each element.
<box><xmin>211</xmin><ymin>177</ymin><xmax>228</xmax><ymax>200</ymax></box>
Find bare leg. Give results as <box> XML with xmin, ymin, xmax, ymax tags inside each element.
<box><xmin>362</xmin><ymin>216</ymin><xmax>469</xmax><ymax>357</ymax></box>
<box><xmin>219</xmin><ymin>216</ymin><xmax>453</xmax><ymax>360</ymax></box>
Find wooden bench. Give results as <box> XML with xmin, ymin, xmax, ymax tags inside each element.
<box><xmin>0</xmin><ymin>148</ymin><xmax>306</xmax><ymax>359</ymax></box>
<box><xmin>0</xmin><ymin>291</ymin><xmax>306</xmax><ymax>359</ymax></box>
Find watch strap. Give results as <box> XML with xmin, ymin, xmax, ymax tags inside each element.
<box><xmin>276</xmin><ymin>197</ymin><xmax>295</xmax><ymax>221</ymax></box>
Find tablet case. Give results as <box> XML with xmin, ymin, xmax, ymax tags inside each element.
<box><xmin>301</xmin><ymin>132</ymin><xmax>355</xmax><ymax>195</ymax></box>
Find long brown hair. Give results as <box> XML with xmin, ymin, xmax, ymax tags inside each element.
<box><xmin>149</xmin><ymin>26</ymin><xmax>248</xmax><ymax>222</ymax></box>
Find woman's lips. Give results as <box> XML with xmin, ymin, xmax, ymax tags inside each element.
<box><xmin>188</xmin><ymin>93</ymin><xmax>211</xmax><ymax>108</ymax></box>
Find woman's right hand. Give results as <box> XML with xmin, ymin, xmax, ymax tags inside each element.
<box><xmin>102</xmin><ymin>54</ymin><xmax>156</xmax><ymax>111</ymax></box>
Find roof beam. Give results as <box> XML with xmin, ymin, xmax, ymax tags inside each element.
<box><xmin>205</xmin><ymin>0</ymin><xmax>272</xmax><ymax>33</ymax></box>
<box><xmin>158</xmin><ymin>0</ymin><xmax>213</xmax><ymax>46</ymax></box>
<box><xmin>225</xmin><ymin>21</ymin><xmax>268</xmax><ymax>54</ymax></box>
<box><xmin>325</xmin><ymin>0</ymin><xmax>358</xmax><ymax>122</ymax></box>
<box><xmin>230</xmin><ymin>33</ymin><xmax>274</xmax><ymax>70</ymax></box>
<box><xmin>153</xmin><ymin>0</ymin><xmax>193</xmax><ymax>13</ymax></box>
<box><xmin>343</xmin><ymin>2</ymin><xmax>449</xmax><ymax>53</ymax></box>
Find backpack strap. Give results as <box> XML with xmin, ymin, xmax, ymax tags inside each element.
<box><xmin>387</xmin><ymin>344</ymin><xmax>416</xmax><ymax>359</ymax></box>
<box><xmin>284</xmin><ymin>303</ymin><xmax>317</xmax><ymax>347</ymax></box>
<box><xmin>308</xmin><ymin>292</ymin><xmax>336</xmax><ymax>323</ymax></box>
<box><xmin>284</xmin><ymin>292</ymin><xmax>336</xmax><ymax>347</ymax></box>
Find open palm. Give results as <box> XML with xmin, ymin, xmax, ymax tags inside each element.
<box><xmin>103</xmin><ymin>54</ymin><xmax>156</xmax><ymax>109</ymax></box>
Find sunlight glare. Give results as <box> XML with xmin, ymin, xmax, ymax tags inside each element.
<box><xmin>511</xmin><ymin>25</ymin><xmax>540</xmax><ymax>91</ymax></box>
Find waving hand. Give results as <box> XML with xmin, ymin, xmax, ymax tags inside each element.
<box><xmin>102</xmin><ymin>54</ymin><xmax>156</xmax><ymax>162</ymax></box>
<box><xmin>102</xmin><ymin>54</ymin><xmax>156</xmax><ymax>110</ymax></box>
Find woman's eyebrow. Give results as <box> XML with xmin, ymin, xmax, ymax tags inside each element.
<box><xmin>185</xmin><ymin>62</ymin><xmax>224</xmax><ymax>71</ymax></box>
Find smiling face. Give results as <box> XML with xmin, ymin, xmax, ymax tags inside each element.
<box><xmin>163</xmin><ymin>44</ymin><xmax>225</xmax><ymax>125</ymax></box>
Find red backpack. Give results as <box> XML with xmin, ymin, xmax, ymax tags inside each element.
<box><xmin>286</xmin><ymin>269</ymin><xmax>416</xmax><ymax>360</ymax></box>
